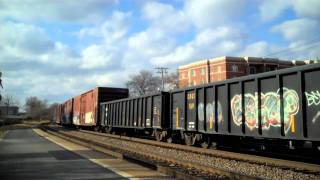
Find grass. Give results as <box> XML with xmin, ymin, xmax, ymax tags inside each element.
<box><xmin>0</xmin><ymin>128</ymin><xmax>7</xmax><ymax>139</ymax></box>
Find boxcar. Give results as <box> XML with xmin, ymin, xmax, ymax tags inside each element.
<box><xmin>73</xmin><ymin>95</ymin><xmax>81</xmax><ymax>126</ymax></box>
<box><xmin>54</xmin><ymin>104</ymin><xmax>62</xmax><ymax>124</ymax></box>
<box><xmin>171</xmin><ymin>63</ymin><xmax>320</xmax><ymax>148</ymax></box>
<box><xmin>61</xmin><ymin>98</ymin><xmax>73</xmax><ymax>125</ymax></box>
<box><xmin>100</xmin><ymin>92</ymin><xmax>170</xmax><ymax>141</ymax></box>
<box><xmin>73</xmin><ymin>87</ymin><xmax>129</xmax><ymax>129</ymax></box>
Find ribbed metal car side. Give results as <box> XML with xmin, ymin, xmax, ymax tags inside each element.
<box><xmin>171</xmin><ymin>63</ymin><xmax>320</xmax><ymax>142</ymax></box>
<box><xmin>55</xmin><ymin>104</ymin><xmax>62</xmax><ymax>124</ymax></box>
<box><xmin>100</xmin><ymin>92</ymin><xmax>170</xmax><ymax>130</ymax></box>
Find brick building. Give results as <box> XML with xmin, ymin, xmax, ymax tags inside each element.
<box><xmin>178</xmin><ymin>56</ymin><xmax>312</xmax><ymax>88</ymax></box>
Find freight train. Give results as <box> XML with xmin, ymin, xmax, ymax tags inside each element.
<box><xmin>55</xmin><ymin>63</ymin><xmax>320</xmax><ymax>150</ymax></box>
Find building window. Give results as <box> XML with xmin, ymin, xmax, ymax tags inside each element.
<box><xmin>200</xmin><ymin>68</ymin><xmax>205</xmax><ymax>75</ymax></box>
<box><xmin>193</xmin><ymin>81</ymin><xmax>196</xmax><ymax>86</ymax></box>
<box><xmin>249</xmin><ymin>67</ymin><xmax>256</xmax><ymax>74</ymax></box>
<box><xmin>231</xmin><ymin>65</ymin><xmax>238</xmax><ymax>72</ymax></box>
<box><xmin>191</xmin><ymin>70</ymin><xmax>196</xmax><ymax>77</ymax></box>
<box><xmin>181</xmin><ymin>72</ymin><xmax>186</xmax><ymax>79</ymax></box>
<box><xmin>217</xmin><ymin>66</ymin><xmax>221</xmax><ymax>72</ymax></box>
<box><xmin>201</xmin><ymin>80</ymin><xmax>205</xmax><ymax>84</ymax></box>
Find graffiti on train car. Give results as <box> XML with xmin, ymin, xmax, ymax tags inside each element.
<box><xmin>198</xmin><ymin>101</ymin><xmax>223</xmax><ymax>130</ymax></box>
<box><xmin>231</xmin><ymin>88</ymin><xmax>299</xmax><ymax>132</ymax></box>
<box><xmin>305</xmin><ymin>90</ymin><xmax>320</xmax><ymax>106</ymax></box>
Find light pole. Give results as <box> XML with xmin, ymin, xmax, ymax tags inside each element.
<box><xmin>155</xmin><ymin>67</ymin><xmax>168</xmax><ymax>91</ymax></box>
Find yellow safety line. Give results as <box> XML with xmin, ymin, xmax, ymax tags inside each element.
<box><xmin>176</xmin><ymin>108</ymin><xmax>179</xmax><ymax>128</ymax></box>
<box><xmin>291</xmin><ymin>114</ymin><xmax>295</xmax><ymax>133</ymax></box>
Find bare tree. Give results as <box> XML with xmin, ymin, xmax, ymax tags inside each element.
<box><xmin>164</xmin><ymin>71</ymin><xmax>179</xmax><ymax>90</ymax></box>
<box><xmin>126</xmin><ymin>70</ymin><xmax>161</xmax><ymax>97</ymax></box>
<box><xmin>46</xmin><ymin>103</ymin><xmax>59</xmax><ymax>121</ymax></box>
<box><xmin>24</xmin><ymin>96</ymin><xmax>48</xmax><ymax>120</ymax></box>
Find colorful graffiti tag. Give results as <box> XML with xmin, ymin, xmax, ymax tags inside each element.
<box><xmin>230</xmin><ymin>88</ymin><xmax>299</xmax><ymax>133</ymax></box>
<box><xmin>305</xmin><ymin>90</ymin><xmax>320</xmax><ymax>106</ymax></box>
<box><xmin>305</xmin><ymin>90</ymin><xmax>320</xmax><ymax>124</ymax></box>
<box><xmin>198</xmin><ymin>101</ymin><xmax>223</xmax><ymax>130</ymax></box>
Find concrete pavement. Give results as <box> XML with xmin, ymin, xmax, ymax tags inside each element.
<box><xmin>0</xmin><ymin>129</ymin><xmax>126</xmax><ymax>180</ymax></box>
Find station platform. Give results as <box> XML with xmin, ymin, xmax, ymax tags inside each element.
<box><xmin>0</xmin><ymin>128</ymin><xmax>169</xmax><ymax>180</ymax></box>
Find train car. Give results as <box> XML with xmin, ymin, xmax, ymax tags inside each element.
<box><xmin>171</xmin><ymin>63</ymin><xmax>320</xmax><ymax>149</ymax></box>
<box><xmin>73</xmin><ymin>87</ymin><xmax>129</xmax><ymax>130</ymax></box>
<box><xmin>54</xmin><ymin>104</ymin><xmax>62</xmax><ymax>124</ymax></box>
<box><xmin>73</xmin><ymin>95</ymin><xmax>81</xmax><ymax>127</ymax></box>
<box><xmin>61</xmin><ymin>98</ymin><xmax>73</xmax><ymax>125</ymax></box>
<box><xmin>100</xmin><ymin>92</ymin><xmax>170</xmax><ymax>141</ymax></box>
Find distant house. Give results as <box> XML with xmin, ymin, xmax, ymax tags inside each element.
<box><xmin>0</xmin><ymin>105</ymin><xmax>19</xmax><ymax>117</ymax></box>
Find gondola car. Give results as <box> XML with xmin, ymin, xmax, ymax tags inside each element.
<box><xmin>170</xmin><ymin>62</ymin><xmax>320</xmax><ymax>149</ymax></box>
<box><xmin>100</xmin><ymin>92</ymin><xmax>170</xmax><ymax>141</ymax></box>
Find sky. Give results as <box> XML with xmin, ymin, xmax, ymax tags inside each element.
<box><xmin>1</xmin><ymin>0</ymin><xmax>320</xmax><ymax>105</ymax></box>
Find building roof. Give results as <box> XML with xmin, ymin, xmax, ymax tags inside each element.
<box><xmin>179</xmin><ymin>56</ymin><xmax>310</xmax><ymax>70</ymax></box>
<box><xmin>178</xmin><ymin>59</ymin><xmax>208</xmax><ymax>69</ymax></box>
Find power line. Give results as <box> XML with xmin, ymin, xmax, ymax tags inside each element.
<box><xmin>267</xmin><ymin>41</ymin><xmax>320</xmax><ymax>57</ymax></box>
<box><xmin>155</xmin><ymin>67</ymin><xmax>168</xmax><ymax>91</ymax></box>
<box><xmin>264</xmin><ymin>36</ymin><xmax>320</xmax><ymax>58</ymax></box>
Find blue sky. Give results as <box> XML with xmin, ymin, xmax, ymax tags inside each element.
<box><xmin>0</xmin><ymin>0</ymin><xmax>320</xmax><ymax>106</ymax></box>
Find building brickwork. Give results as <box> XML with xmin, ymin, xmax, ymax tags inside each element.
<box><xmin>178</xmin><ymin>56</ymin><xmax>313</xmax><ymax>88</ymax></box>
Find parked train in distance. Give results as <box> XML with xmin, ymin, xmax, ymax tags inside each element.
<box><xmin>56</xmin><ymin>63</ymin><xmax>320</xmax><ymax>150</ymax></box>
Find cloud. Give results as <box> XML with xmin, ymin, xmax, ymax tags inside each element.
<box><xmin>128</xmin><ymin>28</ymin><xmax>176</xmax><ymax>58</ymax></box>
<box><xmin>0</xmin><ymin>21</ymin><xmax>54</xmax><ymax>55</ymax></box>
<box><xmin>259</xmin><ymin>0</ymin><xmax>291</xmax><ymax>22</ymax></box>
<box><xmin>184</xmin><ymin>0</ymin><xmax>245</xmax><ymax>29</ymax></box>
<box><xmin>78</xmin><ymin>11</ymin><xmax>132</xmax><ymax>43</ymax></box>
<box><xmin>142</xmin><ymin>1</ymin><xmax>190</xmax><ymax>33</ymax></box>
<box><xmin>0</xmin><ymin>0</ymin><xmax>117</xmax><ymax>23</ymax></box>
<box><xmin>151</xmin><ymin>27</ymin><xmax>245</xmax><ymax>66</ymax></box>
<box><xmin>239</xmin><ymin>41</ymin><xmax>282</xmax><ymax>57</ymax></box>
<box><xmin>0</xmin><ymin>21</ymin><xmax>80</xmax><ymax>70</ymax></box>
<box><xmin>80</xmin><ymin>44</ymin><xmax>120</xmax><ymax>69</ymax></box>
<box><xmin>293</xmin><ymin>0</ymin><xmax>320</xmax><ymax>19</ymax></box>
<box><xmin>272</xmin><ymin>18</ymin><xmax>319</xmax><ymax>42</ymax></box>
<box><xmin>271</xmin><ymin>18</ymin><xmax>320</xmax><ymax>58</ymax></box>
<box><xmin>259</xmin><ymin>0</ymin><xmax>320</xmax><ymax>22</ymax></box>
<box><xmin>78</xmin><ymin>11</ymin><xmax>132</xmax><ymax>69</ymax></box>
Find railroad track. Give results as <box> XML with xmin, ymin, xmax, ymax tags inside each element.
<box><xmin>41</xmin><ymin>125</ymin><xmax>320</xmax><ymax>179</ymax></box>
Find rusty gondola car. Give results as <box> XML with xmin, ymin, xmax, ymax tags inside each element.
<box><xmin>170</xmin><ymin>62</ymin><xmax>320</xmax><ymax>149</ymax></box>
<box><xmin>100</xmin><ymin>92</ymin><xmax>170</xmax><ymax>140</ymax></box>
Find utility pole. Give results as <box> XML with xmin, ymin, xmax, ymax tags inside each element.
<box><xmin>155</xmin><ymin>67</ymin><xmax>168</xmax><ymax>91</ymax></box>
<box><xmin>0</xmin><ymin>72</ymin><xmax>2</xmax><ymax>120</ymax></box>
<box><xmin>0</xmin><ymin>71</ymin><xmax>2</xmax><ymax>102</ymax></box>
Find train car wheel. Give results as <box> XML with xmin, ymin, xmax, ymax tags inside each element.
<box><xmin>94</xmin><ymin>126</ymin><xmax>100</xmax><ymax>132</ymax></box>
<box><xmin>155</xmin><ymin>130</ymin><xmax>163</xmax><ymax>141</ymax></box>
<box><xmin>166</xmin><ymin>137</ymin><xmax>173</xmax><ymax>143</ymax></box>
<box><xmin>104</xmin><ymin>127</ymin><xmax>110</xmax><ymax>134</ymax></box>
<box><xmin>184</xmin><ymin>133</ymin><xmax>196</xmax><ymax>146</ymax></box>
